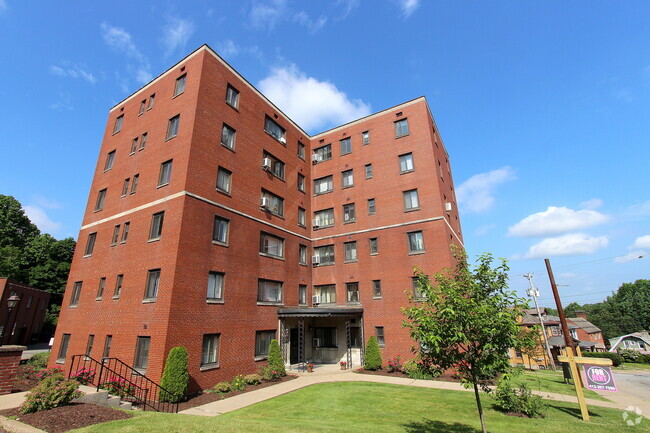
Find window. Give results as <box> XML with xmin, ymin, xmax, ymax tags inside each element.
<box><xmin>368</xmin><ymin>198</ymin><xmax>376</xmax><ymax>215</ymax></box>
<box><xmin>263</xmin><ymin>151</ymin><xmax>285</xmax><ymax>179</ymax></box>
<box><xmin>213</xmin><ymin>216</ymin><xmax>229</xmax><ymax>245</ymax></box>
<box><xmin>134</xmin><ymin>336</ymin><xmax>151</xmax><ymax>371</ymax></box>
<box><xmin>130</xmin><ymin>174</ymin><xmax>139</xmax><ymax>194</ymax></box>
<box><xmin>145</xmin><ymin>269</ymin><xmax>161</xmax><ymax>299</ymax></box>
<box><xmin>314</xmin><ymin>327</ymin><xmax>337</xmax><ymax>348</ymax></box>
<box><xmin>104</xmin><ymin>150</ymin><xmax>115</xmax><ymax>171</ymax></box>
<box><xmin>407</xmin><ymin>231</ymin><xmax>425</xmax><ymax>254</ymax></box>
<box><xmin>314</xmin><ymin>245</ymin><xmax>335</xmax><ymax>265</ymax></box>
<box><xmin>130</xmin><ymin>137</ymin><xmax>139</xmax><ymax>154</ymax></box>
<box><xmin>57</xmin><ymin>334</ymin><xmax>70</xmax><ymax>361</ymax></box>
<box><xmin>158</xmin><ymin>160</ymin><xmax>173</xmax><ymax>186</ymax></box>
<box><xmin>313</xmin><ymin>144</ymin><xmax>332</xmax><ymax>162</ymax></box>
<box><xmin>207</xmin><ymin>272</ymin><xmax>224</xmax><ymax>301</ymax></box>
<box><xmin>166</xmin><ymin>115</ymin><xmax>180</xmax><ymax>140</ymax></box>
<box><xmin>365</xmin><ymin>164</ymin><xmax>373</xmax><ymax>179</ymax></box>
<box><xmin>226</xmin><ymin>84</ymin><xmax>239</xmax><ymax>109</ymax></box>
<box><xmin>373</xmin><ymin>280</ymin><xmax>382</xmax><ymax>298</ymax></box>
<box><xmin>148</xmin><ymin>94</ymin><xmax>155</xmax><ymax>110</ymax></box>
<box><xmin>412</xmin><ymin>277</ymin><xmax>426</xmax><ymax>300</ymax></box>
<box><xmin>216</xmin><ymin>167</ymin><xmax>232</xmax><ymax>194</ymax></box>
<box><xmin>84</xmin><ymin>233</ymin><xmax>96</xmax><ymax>256</ymax></box>
<box><xmin>121</xmin><ymin>222</ymin><xmax>130</xmax><ymax>243</ymax></box>
<box><xmin>314</xmin><ymin>175</ymin><xmax>333</xmax><ymax>194</ymax></box>
<box><xmin>70</xmin><ymin>281</ymin><xmax>82</xmax><ymax>306</ymax></box>
<box><xmin>343</xmin><ymin>203</ymin><xmax>356</xmax><ymax>223</ymax></box>
<box><xmin>299</xmin><ymin>285</ymin><xmax>307</xmax><ymax>305</ymax></box>
<box><xmin>113</xmin><ymin>274</ymin><xmax>123</xmax><ymax>298</ymax></box>
<box><xmin>341</xmin><ymin>169</ymin><xmax>354</xmax><ymax>188</ymax></box>
<box><xmin>399</xmin><ymin>153</ymin><xmax>414</xmax><ymax>173</ymax></box>
<box><xmin>264</xmin><ymin>116</ymin><xmax>286</xmax><ymax>143</ymax></box>
<box><xmin>340</xmin><ymin>137</ymin><xmax>351</xmax><ymax>155</ymax></box>
<box><xmin>174</xmin><ymin>74</ymin><xmax>186</xmax><ymax>97</ymax></box>
<box><xmin>346</xmin><ymin>282</ymin><xmax>359</xmax><ymax>303</ymax></box>
<box><xmin>113</xmin><ymin>114</ymin><xmax>123</xmax><ymax>134</ymax></box>
<box><xmin>298</xmin><ymin>207</ymin><xmax>306</xmax><ymax>227</ymax></box>
<box><xmin>258</xmin><ymin>279</ymin><xmax>282</xmax><ymax>303</ymax></box>
<box><xmin>221</xmin><ymin>124</ymin><xmax>236</xmax><ymax>150</ymax></box>
<box><xmin>375</xmin><ymin>326</ymin><xmax>385</xmax><ymax>346</ymax></box>
<box><xmin>95</xmin><ymin>189</ymin><xmax>106</xmax><ymax>211</ymax></box>
<box><xmin>103</xmin><ymin>335</ymin><xmax>112</xmax><ymax>359</ymax></box>
<box><xmin>344</xmin><ymin>241</ymin><xmax>357</xmax><ymax>262</ymax></box>
<box><xmin>260</xmin><ymin>232</ymin><xmax>284</xmax><ymax>258</ymax></box>
<box><xmin>255</xmin><ymin>330</ymin><xmax>276</xmax><ymax>358</ymax></box>
<box><xmin>149</xmin><ymin>212</ymin><xmax>164</xmax><ymax>241</ymax></box>
<box><xmin>97</xmin><ymin>277</ymin><xmax>106</xmax><ymax>299</ymax></box>
<box><xmin>260</xmin><ymin>190</ymin><xmax>284</xmax><ymax>217</ymax></box>
<box><xmin>297</xmin><ymin>173</ymin><xmax>305</xmax><ymax>192</ymax></box>
<box><xmin>403</xmin><ymin>189</ymin><xmax>420</xmax><ymax>211</ymax></box>
<box><xmin>314</xmin><ymin>208</ymin><xmax>335</xmax><ymax>228</ymax></box>
<box><xmin>394</xmin><ymin>118</ymin><xmax>409</xmax><ymax>137</ymax></box>
<box><xmin>297</xmin><ymin>141</ymin><xmax>305</xmax><ymax>159</ymax></box>
<box><xmin>86</xmin><ymin>335</ymin><xmax>94</xmax><ymax>357</ymax></box>
<box><xmin>362</xmin><ymin>130</ymin><xmax>370</xmax><ymax>145</ymax></box>
<box><xmin>369</xmin><ymin>237</ymin><xmax>378</xmax><ymax>255</ymax></box>
<box><xmin>299</xmin><ymin>244</ymin><xmax>307</xmax><ymax>265</ymax></box>
<box><xmin>202</xmin><ymin>334</ymin><xmax>220</xmax><ymax>367</ymax></box>
<box><xmin>140</xmin><ymin>132</ymin><xmax>147</xmax><ymax>150</ymax></box>
<box><xmin>122</xmin><ymin>178</ymin><xmax>130</xmax><ymax>197</ymax></box>
<box><xmin>111</xmin><ymin>224</ymin><xmax>120</xmax><ymax>246</ymax></box>
<box><xmin>314</xmin><ymin>285</ymin><xmax>336</xmax><ymax>304</ymax></box>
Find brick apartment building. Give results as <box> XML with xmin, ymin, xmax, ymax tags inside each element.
<box><xmin>51</xmin><ymin>44</ymin><xmax>463</xmax><ymax>391</ymax></box>
<box><xmin>0</xmin><ymin>279</ymin><xmax>50</xmax><ymax>346</ymax></box>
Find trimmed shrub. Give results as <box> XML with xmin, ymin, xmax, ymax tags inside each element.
<box><xmin>404</xmin><ymin>359</ymin><xmax>441</xmax><ymax>380</ymax></box>
<box><xmin>231</xmin><ymin>374</ymin><xmax>246</xmax><ymax>391</ymax></box>
<box><xmin>267</xmin><ymin>339</ymin><xmax>286</xmax><ymax>376</ymax></box>
<box><xmin>619</xmin><ymin>349</ymin><xmax>641</xmax><ymax>363</ymax></box>
<box><xmin>637</xmin><ymin>354</ymin><xmax>650</xmax><ymax>364</ymax></box>
<box><xmin>493</xmin><ymin>381</ymin><xmax>545</xmax><ymax>418</ymax></box>
<box><xmin>213</xmin><ymin>381</ymin><xmax>231</xmax><ymax>393</ymax></box>
<box><xmin>159</xmin><ymin>346</ymin><xmax>189</xmax><ymax>403</ymax></box>
<box><xmin>582</xmin><ymin>351</ymin><xmax>623</xmax><ymax>367</ymax></box>
<box><xmin>26</xmin><ymin>352</ymin><xmax>50</xmax><ymax>369</ymax></box>
<box><xmin>364</xmin><ymin>336</ymin><xmax>382</xmax><ymax>370</ymax></box>
<box><xmin>244</xmin><ymin>374</ymin><xmax>262</xmax><ymax>385</ymax></box>
<box><xmin>20</xmin><ymin>376</ymin><xmax>82</xmax><ymax>414</ymax></box>
<box><xmin>259</xmin><ymin>365</ymin><xmax>283</xmax><ymax>382</ymax></box>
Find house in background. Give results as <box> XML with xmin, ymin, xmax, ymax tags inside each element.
<box><xmin>609</xmin><ymin>331</ymin><xmax>650</xmax><ymax>354</ymax></box>
<box><xmin>0</xmin><ymin>278</ymin><xmax>50</xmax><ymax>346</ymax></box>
<box><xmin>567</xmin><ymin>311</ymin><xmax>606</xmax><ymax>352</ymax></box>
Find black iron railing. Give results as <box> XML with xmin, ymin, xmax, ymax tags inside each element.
<box><xmin>68</xmin><ymin>355</ymin><xmax>180</xmax><ymax>413</ymax></box>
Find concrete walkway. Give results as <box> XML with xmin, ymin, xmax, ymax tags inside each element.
<box><xmin>180</xmin><ymin>365</ymin><xmax>627</xmax><ymax>417</ymax></box>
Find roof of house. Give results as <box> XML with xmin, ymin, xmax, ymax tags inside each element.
<box><xmin>608</xmin><ymin>331</ymin><xmax>650</xmax><ymax>352</ymax></box>
<box><xmin>568</xmin><ymin>317</ymin><xmax>602</xmax><ymax>334</ymax></box>
<box><xmin>547</xmin><ymin>336</ymin><xmax>596</xmax><ymax>349</ymax></box>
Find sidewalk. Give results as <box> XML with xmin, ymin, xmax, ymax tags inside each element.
<box><xmin>180</xmin><ymin>366</ymin><xmax>625</xmax><ymax>417</ymax></box>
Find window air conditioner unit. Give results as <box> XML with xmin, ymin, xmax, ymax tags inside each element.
<box><xmin>260</xmin><ymin>197</ymin><xmax>270</xmax><ymax>209</ymax></box>
<box><xmin>311</xmin><ymin>154</ymin><xmax>319</xmax><ymax>164</ymax></box>
<box><xmin>312</xmin><ymin>295</ymin><xmax>320</xmax><ymax>304</ymax></box>
<box><xmin>445</xmin><ymin>202</ymin><xmax>452</xmax><ymax>212</ymax></box>
<box><xmin>312</xmin><ymin>218</ymin><xmax>320</xmax><ymax>228</ymax></box>
<box><xmin>313</xmin><ymin>337</ymin><xmax>321</xmax><ymax>347</ymax></box>
<box><xmin>279</xmin><ymin>136</ymin><xmax>286</xmax><ymax>144</ymax></box>
<box><xmin>311</xmin><ymin>255</ymin><xmax>320</xmax><ymax>265</ymax></box>
<box><xmin>262</xmin><ymin>157</ymin><xmax>272</xmax><ymax>170</ymax></box>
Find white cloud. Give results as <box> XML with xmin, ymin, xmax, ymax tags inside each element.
<box><xmin>397</xmin><ymin>0</ymin><xmax>421</xmax><ymax>17</ymax></box>
<box><xmin>633</xmin><ymin>235</ymin><xmax>650</xmax><ymax>249</ymax></box>
<box><xmin>258</xmin><ymin>64</ymin><xmax>371</xmax><ymax>132</ymax></box>
<box><xmin>614</xmin><ymin>251</ymin><xmax>647</xmax><ymax>263</ymax></box>
<box><xmin>50</xmin><ymin>91</ymin><xmax>73</xmax><ymax>111</ymax></box>
<box><xmin>524</xmin><ymin>233</ymin><xmax>609</xmax><ymax>259</ymax></box>
<box><xmin>335</xmin><ymin>0</ymin><xmax>360</xmax><ymax>19</ymax></box>
<box><xmin>217</xmin><ymin>40</ymin><xmax>239</xmax><ymax>58</ymax></box>
<box><xmin>162</xmin><ymin>17</ymin><xmax>195</xmax><ymax>57</ymax></box>
<box><xmin>0</xmin><ymin>1</ymin><xmax>7</xmax><ymax>13</ymax></box>
<box><xmin>23</xmin><ymin>205</ymin><xmax>61</xmax><ymax>235</ymax></box>
<box><xmin>293</xmin><ymin>11</ymin><xmax>327</xmax><ymax>34</ymax></box>
<box><xmin>627</xmin><ymin>200</ymin><xmax>650</xmax><ymax>216</ymax></box>
<box><xmin>49</xmin><ymin>63</ymin><xmax>97</xmax><ymax>84</ymax></box>
<box><xmin>475</xmin><ymin>224</ymin><xmax>495</xmax><ymax>236</ymax></box>
<box><xmin>508</xmin><ymin>206</ymin><xmax>609</xmax><ymax>238</ymax></box>
<box><xmin>579</xmin><ymin>198</ymin><xmax>603</xmax><ymax>210</ymax></box>
<box><xmin>456</xmin><ymin>166</ymin><xmax>515</xmax><ymax>214</ymax></box>
<box><xmin>250</xmin><ymin>0</ymin><xmax>287</xmax><ymax>30</ymax></box>
<box><xmin>101</xmin><ymin>23</ymin><xmax>152</xmax><ymax>84</ymax></box>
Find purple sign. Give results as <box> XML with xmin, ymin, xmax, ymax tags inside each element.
<box><xmin>583</xmin><ymin>365</ymin><xmax>617</xmax><ymax>392</ymax></box>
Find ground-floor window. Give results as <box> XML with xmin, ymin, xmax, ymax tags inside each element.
<box><xmin>314</xmin><ymin>327</ymin><xmax>337</xmax><ymax>348</ymax></box>
<box><xmin>255</xmin><ymin>330</ymin><xmax>276</xmax><ymax>358</ymax></box>
<box><xmin>375</xmin><ymin>326</ymin><xmax>385</xmax><ymax>347</ymax></box>
<box><xmin>134</xmin><ymin>336</ymin><xmax>151</xmax><ymax>371</ymax></box>
<box><xmin>202</xmin><ymin>334</ymin><xmax>220</xmax><ymax>367</ymax></box>
<box><xmin>57</xmin><ymin>334</ymin><xmax>71</xmax><ymax>361</ymax></box>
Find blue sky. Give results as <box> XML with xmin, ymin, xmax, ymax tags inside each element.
<box><xmin>0</xmin><ymin>1</ymin><xmax>648</xmax><ymax>308</ymax></box>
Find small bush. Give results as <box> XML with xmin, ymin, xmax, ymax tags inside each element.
<box><xmin>404</xmin><ymin>359</ymin><xmax>441</xmax><ymax>380</ymax></box>
<box><xmin>387</xmin><ymin>355</ymin><xmax>403</xmax><ymax>373</ymax></box>
<box><xmin>26</xmin><ymin>352</ymin><xmax>50</xmax><ymax>369</ymax></box>
<box><xmin>70</xmin><ymin>368</ymin><xmax>95</xmax><ymax>385</ymax></box>
<box><xmin>36</xmin><ymin>367</ymin><xmax>65</xmax><ymax>381</ymax></box>
<box><xmin>582</xmin><ymin>351</ymin><xmax>624</xmax><ymax>367</ymax></box>
<box><xmin>259</xmin><ymin>365</ymin><xmax>283</xmax><ymax>381</ymax></box>
<box><xmin>619</xmin><ymin>349</ymin><xmax>641</xmax><ymax>363</ymax></box>
<box><xmin>363</xmin><ymin>336</ymin><xmax>382</xmax><ymax>370</ymax></box>
<box><xmin>231</xmin><ymin>374</ymin><xmax>247</xmax><ymax>391</ymax></box>
<box><xmin>244</xmin><ymin>374</ymin><xmax>262</xmax><ymax>385</ymax></box>
<box><xmin>267</xmin><ymin>339</ymin><xmax>286</xmax><ymax>376</ymax></box>
<box><xmin>637</xmin><ymin>354</ymin><xmax>650</xmax><ymax>364</ymax></box>
<box><xmin>100</xmin><ymin>377</ymin><xmax>135</xmax><ymax>398</ymax></box>
<box><xmin>160</xmin><ymin>346</ymin><xmax>189</xmax><ymax>403</ymax></box>
<box><xmin>493</xmin><ymin>381</ymin><xmax>545</xmax><ymax>418</ymax></box>
<box><xmin>213</xmin><ymin>381</ymin><xmax>231</xmax><ymax>393</ymax></box>
<box><xmin>20</xmin><ymin>376</ymin><xmax>82</xmax><ymax>414</ymax></box>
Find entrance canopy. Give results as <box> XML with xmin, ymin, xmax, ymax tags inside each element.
<box><xmin>277</xmin><ymin>307</ymin><xmax>363</xmax><ymax>318</ymax></box>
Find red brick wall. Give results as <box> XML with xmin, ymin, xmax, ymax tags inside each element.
<box><xmin>0</xmin><ymin>279</ymin><xmax>50</xmax><ymax>346</ymax></box>
<box><xmin>0</xmin><ymin>346</ymin><xmax>25</xmax><ymax>395</ymax></box>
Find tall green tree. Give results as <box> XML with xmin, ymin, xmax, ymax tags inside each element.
<box><xmin>0</xmin><ymin>195</ymin><xmax>40</xmax><ymax>249</ymax></box>
<box><xmin>403</xmin><ymin>251</ymin><xmax>529</xmax><ymax>433</ymax></box>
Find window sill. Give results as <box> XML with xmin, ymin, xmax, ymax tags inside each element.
<box><xmin>200</xmin><ymin>364</ymin><xmax>220</xmax><ymax>372</ymax></box>
<box><xmin>313</xmin><ymin>225</ymin><xmax>334</xmax><ymax>230</ymax></box>
<box><xmin>298</xmin><ymin>223</ymin><xmax>307</xmax><ymax>229</ymax></box>
<box><xmin>55</xmin><ymin>359</ymin><xmax>65</xmax><ymax>364</ymax></box>
<box><xmin>264</xmin><ymin>131</ymin><xmax>287</xmax><ymax>146</ymax></box>
<box><xmin>69</xmin><ymin>305</ymin><xmax>77</xmax><ymax>309</ymax></box>
<box><xmin>365</xmin><ymin>176</ymin><xmax>373</xmax><ymax>180</ymax></box>
<box><xmin>206</xmin><ymin>299</ymin><xmax>224</xmax><ymax>304</ymax></box>
<box><xmin>83</xmin><ymin>254</ymin><xmax>92</xmax><ymax>258</ymax></box>
<box><xmin>120</xmin><ymin>241</ymin><xmax>127</xmax><ymax>245</ymax></box>
<box><xmin>103</xmin><ymin>168</ymin><xmax>112</xmax><ymax>173</ymax></box>
<box><xmin>165</xmin><ymin>135</ymin><xmax>177</xmax><ymax>142</ymax></box>
<box><xmin>129</xmin><ymin>152</ymin><xmax>136</xmax><ymax>156</ymax></box>
<box><xmin>260</xmin><ymin>208</ymin><xmax>284</xmax><ymax>219</ymax></box>
<box><xmin>343</xmin><ymin>220</ymin><xmax>356</xmax><ymax>224</ymax></box>
<box><xmin>112</xmin><ymin>296</ymin><xmax>120</xmax><ymax>300</ymax></box>
<box><xmin>299</xmin><ymin>263</ymin><xmax>307</xmax><ymax>267</ymax></box>
<box><xmin>142</xmin><ymin>298</ymin><xmax>157</xmax><ymax>304</ymax></box>
<box><xmin>221</xmin><ymin>143</ymin><xmax>235</xmax><ymax>152</ymax></box>
<box><xmin>259</xmin><ymin>252</ymin><xmax>285</xmax><ymax>261</ymax></box>
<box><xmin>400</xmin><ymin>170</ymin><xmax>415</xmax><ymax>175</ymax></box>
<box><xmin>373</xmin><ymin>296</ymin><xmax>382</xmax><ymax>300</ymax></box>
<box><xmin>254</xmin><ymin>356</ymin><xmax>268</xmax><ymax>362</ymax></box>
<box><xmin>93</xmin><ymin>209</ymin><xmax>102</xmax><ymax>213</ymax></box>
<box><xmin>112</xmin><ymin>131</ymin><xmax>120</xmax><ymax>136</ymax></box>
<box><xmin>342</xmin><ymin>185</ymin><xmax>354</xmax><ymax>189</ymax></box>
<box><xmin>340</xmin><ymin>152</ymin><xmax>351</xmax><ymax>157</ymax></box>
<box><xmin>344</xmin><ymin>260</ymin><xmax>358</xmax><ymax>264</ymax></box>
<box><xmin>216</xmin><ymin>188</ymin><xmax>232</xmax><ymax>197</ymax></box>
<box><xmin>314</xmin><ymin>191</ymin><xmax>333</xmax><ymax>196</ymax></box>
<box><xmin>256</xmin><ymin>302</ymin><xmax>284</xmax><ymax>306</ymax></box>
<box><xmin>395</xmin><ymin>133</ymin><xmax>410</xmax><ymax>139</ymax></box>
<box><xmin>298</xmin><ymin>189</ymin><xmax>305</xmax><ymax>194</ymax></box>
<box><xmin>408</xmin><ymin>251</ymin><xmax>426</xmax><ymax>256</ymax></box>
<box><xmin>156</xmin><ymin>183</ymin><xmax>169</xmax><ymax>189</ymax></box>
<box><xmin>299</xmin><ymin>303</ymin><xmax>307</xmax><ymax>307</ymax></box>
<box><xmin>95</xmin><ymin>297</ymin><xmax>102</xmax><ymax>301</ymax></box>
<box><xmin>405</xmin><ymin>208</ymin><xmax>420</xmax><ymax>213</ymax></box>
<box><xmin>121</xmin><ymin>194</ymin><xmax>127</xmax><ymax>198</ymax></box>
<box><xmin>346</xmin><ymin>302</ymin><xmax>361</xmax><ymax>305</ymax></box>
<box><xmin>148</xmin><ymin>238</ymin><xmax>161</xmax><ymax>243</ymax></box>
<box><xmin>212</xmin><ymin>240</ymin><xmax>229</xmax><ymax>247</ymax></box>
<box><xmin>172</xmin><ymin>92</ymin><xmax>184</xmax><ymax>99</ymax></box>
<box><xmin>313</xmin><ymin>262</ymin><xmax>335</xmax><ymax>267</ymax></box>
<box><xmin>225</xmin><ymin>101</ymin><xmax>239</xmax><ymax>112</ymax></box>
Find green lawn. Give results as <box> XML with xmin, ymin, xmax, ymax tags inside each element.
<box><xmin>71</xmin><ymin>382</ymin><xmax>647</xmax><ymax>433</ymax></box>
<box><xmin>616</xmin><ymin>363</ymin><xmax>650</xmax><ymax>371</ymax></box>
<box><xmin>510</xmin><ymin>369</ymin><xmax>610</xmax><ymax>401</ymax></box>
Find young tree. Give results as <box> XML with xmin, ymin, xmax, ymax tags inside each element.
<box><xmin>159</xmin><ymin>346</ymin><xmax>189</xmax><ymax>402</ymax></box>
<box><xmin>403</xmin><ymin>251</ymin><xmax>529</xmax><ymax>433</ymax></box>
<box><xmin>364</xmin><ymin>336</ymin><xmax>383</xmax><ymax>370</ymax></box>
<box><xmin>267</xmin><ymin>339</ymin><xmax>286</xmax><ymax>376</ymax></box>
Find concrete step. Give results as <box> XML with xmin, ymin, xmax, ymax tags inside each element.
<box><xmin>119</xmin><ymin>401</ymin><xmax>133</xmax><ymax>410</ymax></box>
<box><xmin>105</xmin><ymin>395</ymin><xmax>121</xmax><ymax>408</ymax></box>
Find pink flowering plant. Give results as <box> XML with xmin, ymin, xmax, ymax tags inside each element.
<box><xmin>100</xmin><ymin>376</ymin><xmax>136</xmax><ymax>398</ymax></box>
<box><xmin>387</xmin><ymin>355</ymin><xmax>403</xmax><ymax>373</ymax></box>
<box><xmin>36</xmin><ymin>367</ymin><xmax>65</xmax><ymax>381</ymax></box>
<box><xmin>70</xmin><ymin>368</ymin><xmax>96</xmax><ymax>385</ymax></box>
<box><xmin>20</xmin><ymin>376</ymin><xmax>82</xmax><ymax>414</ymax></box>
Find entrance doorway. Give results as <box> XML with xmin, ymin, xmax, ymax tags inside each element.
<box><xmin>290</xmin><ymin>328</ymin><xmax>299</xmax><ymax>364</ymax></box>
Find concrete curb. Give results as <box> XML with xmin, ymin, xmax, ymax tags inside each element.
<box><xmin>0</xmin><ymin>415</ymin><xmax>47</xmax><ymax>433</ymax></box>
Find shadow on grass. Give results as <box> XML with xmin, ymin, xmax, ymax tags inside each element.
<box><xmin>547</xmin><ymin>404</ymin><xmax>602</xmax><ymax>419</ymax></box>
<box><xmin>402</xmin><ymin>419</ymin><xmax>482</xmax><ymax>433</ymax></box>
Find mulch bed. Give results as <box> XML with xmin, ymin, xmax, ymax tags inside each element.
<box><xmin>177</xmin><ymin>374</ymin><xmax>298</xmax><ymax>411</ymax></box>
<box><xmin>11</xmin><ymin>365</ymin><xmax>41</xmax><ymax>393</ymax></box>
<box><xmin>0</xmin><ymin>403</ymin><xmax>131</xmax><ymax>433</ymax></box>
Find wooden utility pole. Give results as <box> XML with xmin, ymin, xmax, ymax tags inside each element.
<box><xmin>545</xmin><ymin>259</ymin><xmax>574</xmax><ymax>349</ymax></box>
